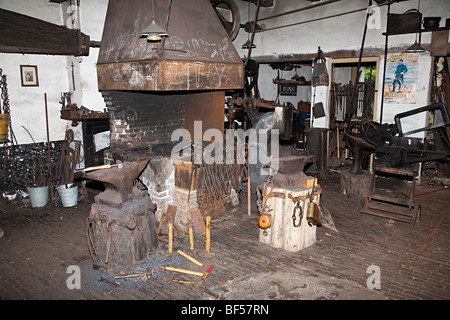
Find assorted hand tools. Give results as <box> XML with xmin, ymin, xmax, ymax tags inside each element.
<box><xmin>196</xmin><ymin>161</ymin><xmax>244</xmax><ymax>217</ymax></box>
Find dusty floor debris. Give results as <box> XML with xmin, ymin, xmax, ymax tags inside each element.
<box><xmin>0</xmin><ymin>172</ymin><xmax>449</xmax><ymax>300</ymax></box>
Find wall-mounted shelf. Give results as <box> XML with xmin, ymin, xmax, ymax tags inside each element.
<box><xmin>60</xmin><ymin>107</ymin><xmax>109</xmax><ymax>121</ymax></box>
<box><xmin>273</xmin><ymin>79</ymin><xmax>311</xmax><ymax>86</ymax></box>
<box><xmin>383</xmin><ymin>26</ymin><xmax>450</xmax><ymax>36</ymax></box>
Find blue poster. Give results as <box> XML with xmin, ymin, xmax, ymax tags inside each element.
<box><xmin>384</xmin><ymin>53</ymin><xmax>420</xmax><ymax>104</ymax></box>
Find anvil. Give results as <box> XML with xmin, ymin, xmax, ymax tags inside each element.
<box><xmin>86</xmin><ymin>160</ymin><xmax>149</xmax><ymax>208</ymax></box>
<box><xmin>344</xmin><ymin>133</ymin><xmax>376</xmax><ymax>175</ymax></box>
<box><xmin>270</xmin><ymin>154</ymin><xmax>314</xmax><ymax>176</ymax></box>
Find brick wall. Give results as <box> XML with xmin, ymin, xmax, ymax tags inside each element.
<box><xmin>102</xmin><ymin>91</ymin><xmax>185</xmax><ymax>152</ymax></box>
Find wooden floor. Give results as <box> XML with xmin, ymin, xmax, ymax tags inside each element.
<box><xmin>1</xmin><ymin>171</ymin><xmax>450</xmax><ymax>301</ymax></box>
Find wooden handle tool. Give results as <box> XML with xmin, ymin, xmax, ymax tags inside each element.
<box><xmin>81</xmin><ymin>163</ymin><xmax>123</xmax><ymax>173</ymax></box>
<box><xmin>189</xmin><ymin>227</ymin><xmax>194</xmax><ymax>250</ymax></box>
<box><xmin>206</xmin><ymin>216</ymin><xmax>211</xmax><ymax>253</ymax></box>
<box><xmin>201</xmin><ymin>265</ymin><xmax>214</xmax><ymax>284</ymax></box>
<box><xmin>168</xmin><ymin>222</ymin><xmax>173</xmax><ymax>253</ymax></box>
<box><xmin>165</xmin><ymin>266</ymin><xmax>204</xmax><ymax>277</ymax></box>
<box><xmin>177</xmin><ymin>250</ymin><xmax>203</xmax><ymax>267</ymax></box>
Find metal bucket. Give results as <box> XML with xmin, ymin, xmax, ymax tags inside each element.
<box><xmin>27</xmin><ymin>186</ymin><xmax>49</xmax><ymax>208</ymax></box>
<box><xmin>57</xmin><ymin>184</ymin><xmax>78</xmax><ymax>207</ymax></box>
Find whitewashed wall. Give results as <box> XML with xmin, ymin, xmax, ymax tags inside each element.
<box><xmin>0</xmin><ymin>0</ymin><xmax>107</xmax><ymax>146</ymax></box>
<box><xmin>258</xmin><ymin>63</ymin><xmax>312</xmax><ymax>105</ymax></box>
<box><xmin>1</xmin><ymin>0</ymin><xmax>449</xmax><ymax>145</ymax></box>
<box><xmin>0</xmin><ymin>0</ymin><xmax>70</xmax><ymax>144</ymax></box>
<box><xmin>235</xmin><ymin>0</ymin><xmax>450</xmax><ymax>132</ymax></box>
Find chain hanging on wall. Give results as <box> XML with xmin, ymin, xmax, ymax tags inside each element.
<box><xmin>0</xmin><ymin>68</ymin><xmax>18</xmax><ymax>146</ymax></box>
<box><xmin>0</xmin><ymin>67</ymin><xmax>19</xmax><ymax>180</ymax></box>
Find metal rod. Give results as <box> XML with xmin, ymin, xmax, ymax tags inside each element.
<box><xmin>348</xmin><ymin>0</ymin><xmax>373</xmax><ymax>128</ymax></box>
<box><xmin>260</xmin><ymin>0</ymin><xmax>409</xmax><ymax>33</ymax></box>
<box><xmin>71</xmin><ymin>62</ymin><xmax>75</xmax><ymax>91</ymax></box>
<box><xmin>245</xmin><ymin>0</ymin><xmax>261</xmax><ymax>66</ymax></box>
<box><xmin>247</xmin><ymin>144</ymin><xmax>251</xmax><ymax>216</ymax></box>
<box><xmin>379</xmin><ymin>0</ymin><xmax>392</xmax><ymax>125</ymax></box>
<box><xmin>418</xmin><ymin>211</ymin><xmax>448</xmax><ymax>255</ymax></box>
<box><xmin>160</xmin><ymin>0</ymin><xmax>173</xmax><ymax>57</ymax></box>
<box><xmin>262</xmin><ymin>7</ymin><xmax>366</xmax><ymax>32</ymax></box>
<box><xmin>44</xmin><ymin>93</ymin><xmax>53</xmax><ymax>199</ymax></box>
<box><xmin>258</xmin><ymin>0</ymin><xmax>341</xmax><ymax>22</ymax></box>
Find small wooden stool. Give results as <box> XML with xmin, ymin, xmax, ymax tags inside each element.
<box><xmin>355</xmin><ymin>166</ymin><xmax>421</xmax><ymax>229</ymax></box>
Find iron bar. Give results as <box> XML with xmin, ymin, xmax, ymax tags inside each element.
<box><xmin>245</xmin><ymin>0</ymin><xmax>261</xmax><ymax>66</ymax></box>
<box><xmin>258</xmin><ymin>0</ymin><xmax>341</xmax><ymax>22</ymax></box>
<box><xmin>347</xmin><ymin>0</ymin><xmax>373</xmax><ymax>129</ymax></box>
<box><xmin>380</xmin><ymin>0</ymin><xmax>392</xmax><ymax>125</ymax></box>
<box><xmin>260</xmin><ymin>0</ymin><xmax>410</xmax><ymax>33</ymax></box>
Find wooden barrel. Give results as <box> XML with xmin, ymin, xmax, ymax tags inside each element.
<box><xmin>0</xmin><ymin>114</ymin><xmax>8</xmax><ymax>143</ymax></box>
<box><xmin>259</xmin><ymin>184</ymin><xmax>319</xmax><ymax>252</ymax></box>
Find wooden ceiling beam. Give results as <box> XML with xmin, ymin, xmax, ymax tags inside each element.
<box><xmin>0</xmin><ymin>8</ymin><xmax>90</xmax><ymax>56</ymax></box>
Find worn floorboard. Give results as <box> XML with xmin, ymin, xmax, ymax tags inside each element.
<box><xmin>1</xmin><ymin>172</ymin><xmax>449</xmax><ymax>301</ymax></box>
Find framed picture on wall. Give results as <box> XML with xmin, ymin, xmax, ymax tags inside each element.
<box><xmin>20</xmin><ymin>65</ymin><xmax>39</xmax><ymax>87</ymax></box>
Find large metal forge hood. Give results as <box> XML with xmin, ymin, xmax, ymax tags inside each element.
<box><xmin>97</xmin><ymin>0</ymin><xmax>244</xmax><ymax>91</ymax></box>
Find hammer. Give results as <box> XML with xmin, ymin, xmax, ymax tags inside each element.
<box><xmin>76</xmin><ymin>163</ymin><xmax>123</xmax><ymax>173</ymax></box>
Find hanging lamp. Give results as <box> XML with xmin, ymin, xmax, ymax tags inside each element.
<box><xmin>242</xmin><ymin>2</ymin><xmax>256</xmax><ymax>49</ymax></box>
<box><xmin>141</xmin><ymin>0</ymin><xmax>169</xmax><ymax>41</ymax></box>
<box><xmin>242</xmin><ymin>39</ymin><xmax>256</xmax><ymax>49</ymax></box>
<box><xmin>405</xmin><ymin>0</ymin><xmax>425</xmax><ymax>53</ymax></box>
<box><xmin>405</xmin><ymin>39</ymin><xmax>426</xmax><ymax>53</ymax></box>
<box><xmin>291</xmin><ymin>66</ymin><xmax>302</xmax><ymax>81</ymax></box>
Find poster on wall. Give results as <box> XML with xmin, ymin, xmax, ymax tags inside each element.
<box><xmin>383</xmin><ymin>53</ymin><xmax>420</xmax><ymax>104</ymax></box>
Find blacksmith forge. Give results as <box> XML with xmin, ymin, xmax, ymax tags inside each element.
<box><xmin>87</xmin><ymin>0</ymin><xmax>244</xmax><ymax>268</ymax></box>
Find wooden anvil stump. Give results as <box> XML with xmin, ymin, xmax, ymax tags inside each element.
<box><xmin>86</xmin><ymin>160</ymin><xmax>158</xmax><ymax>268</ymax></box>
<box><xmin>88</xmin><ymin>197</ymin><xmax>158</xmax><ymax>268</ymax></box>
<box><xmin>340</xmin><ymin>169</ymin><xmax>374</xmax><ymax>199</ymax></box>
<box><xmin>258</xmin><ymin>184</ymin><xmax>320</xmax><ymax>252</ymax></box>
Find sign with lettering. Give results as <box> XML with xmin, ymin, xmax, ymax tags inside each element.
<box><xmin>279</xmin><ymin>83</ymin><xmax>297</xmax><ymax>96</ymax></box>
<box><xmin>384</xmin><ymin>53</ymin><xmax>419</xmax><ymax>104</ymax></box>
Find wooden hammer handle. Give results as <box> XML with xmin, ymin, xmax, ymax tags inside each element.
<box><xmin>83</xmin><ymin>164</ymin><xmax>113</xmax><ymax>172</ymax></box>
<box><xmin>165</xmin><ymin>266</ymin><xmax>204</xmax><ymax>277</ymax></box>
<box><xmin>177</xmin><ymin>250</ymin><xmax>203</xmax><ymax>267</ymax></box>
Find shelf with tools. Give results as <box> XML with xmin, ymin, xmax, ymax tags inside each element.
<box><xmin>383</xmin><ymin>26</ymin><xmax>450</xmax><ymax>36</ymax></box>
<box><xmin>273</xmin><ymin>79</ymin><xmax>311</xmax><ymax>86</ymax></box>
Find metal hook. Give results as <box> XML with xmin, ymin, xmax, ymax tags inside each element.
<box><xmin>292</xmin><ymin>197</ymin><xmax>303</xmax><ymax>228</ymax></box>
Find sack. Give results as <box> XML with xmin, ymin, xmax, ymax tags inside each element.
<box><xmin>387</xmin><ymin>9</ymin><xmax>422</xmax><ymax>35</ymax></box>
<box><xmin>312</xmin><ymin>47</ymin><xmax>329</xmax><ymax>87</ymax></box>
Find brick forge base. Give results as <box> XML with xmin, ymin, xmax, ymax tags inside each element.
<box><xmin>173</xmin><ymin>187</ymin><xmax>200</xmax><ymax>232</ymax></box>
<box><xmin>173</xmin><ymin>160</ymin><xmax>202</xmax><ymax>233</ymax></box>
<box><xmin>139</xmin><ymin>158</ymin><xmax>203</xmax><ymax>233</ymax></box>
<box><xmin>140</xmin><ymin>158</ymin><xmax>241</xmax><ymax>234</ymax></box>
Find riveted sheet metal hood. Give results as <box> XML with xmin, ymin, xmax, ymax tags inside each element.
<box><xmin>97</xmin><ymin>0</ymin><xmax>244</xmax><ymax>91</ymax></box>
